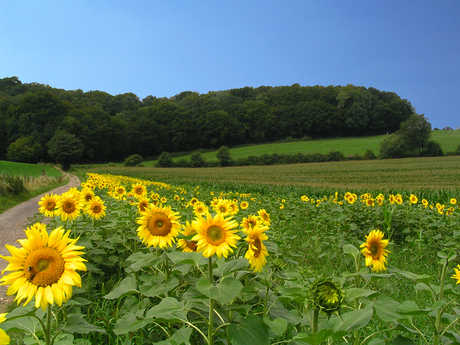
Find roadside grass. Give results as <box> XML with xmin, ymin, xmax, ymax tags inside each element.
<box><xmin>140</xmin><ymin>130</ymin><xmax>460</xmax><ymax>166</ymax></box>
<box><xmin>0</xmin><ymin>161</ymin><xmax>68</xmax><ymax>214</ymax></box>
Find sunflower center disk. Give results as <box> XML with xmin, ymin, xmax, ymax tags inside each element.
<box><xmin>206</xmin><ymin>225</ymin><xmax>225</xmax><ymax>245</ymax></box>
<box><xmin>46</xmin><ymin>202</ymin><xmax>55</xmax><ymax>210</ymax></box>
<box><xmin>251</xmin><ymin>239</ymin><xmax>262</xmax><ymax>258</ymax></box>
<box><xmin>65</xmin><ymin>201</ymin><xmax>76</xmax><ymax>213</ymax></box>
<box><xmin>186</xmin><ymin>241</ymin><xmax>198</xmax><ymax>251</ymax></box>
<box><xmin>24</xmin><ymin>247</ymin><xmax>65</xmax><ymax>287</ymax></box>
<box><xmin>369</xmin><ymin>242</ymin><xmax>380</xmax><ymax>257</ymax></box>
<box><xmin>148</xmin><ymin>214</ymin><xmax>172</xmax><ymax>236</ymax></box>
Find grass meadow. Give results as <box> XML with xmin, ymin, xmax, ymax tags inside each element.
<box><xmin>141</xmin><ymin>130</ymin><xmax>460</xmax><ymax>166</ymax></box>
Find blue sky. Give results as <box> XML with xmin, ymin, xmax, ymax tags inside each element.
<box><xmin>1</xmin><ymin>1</ymin><xmax>459</xmax><ymax>129</ymax></box>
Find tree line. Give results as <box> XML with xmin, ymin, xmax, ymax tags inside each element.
<box><xmin>0</xmin><ymin>76</ymin><xmax>415</xmax><ymax>167</ymax></box>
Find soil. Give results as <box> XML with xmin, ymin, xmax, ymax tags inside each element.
<box><xmin>0</xmin><ymin>173</ymin><xmax>81</xmax><ymax>313</ymax></box>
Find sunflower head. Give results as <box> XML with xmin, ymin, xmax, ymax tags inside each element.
<box><xmin>310</xmin><ymin>278</ymin><xmax>345</xmax><ymax>316</ymax></box>
<box><xmin>244</xmin><ymin>223</ymin><xmax>269</xmax><ymax>273</ymax></box>
<box><xmin>86</xmin><ymin>196</ymin><xmax>106</xmax><ymax>220</ymax></box>
<box><xmin>360</xmin><ymin>229</ymin><xmax>390</xmax><ymax>272</ymax></box>
<box><xmin>38</xmin><ymin>193</ymin><xmax>60</xmax><ymax>218</ymax></box>
<box><xmin>0</xmin><ymin>223</ymin><xmax>86</xmax><ymax>311</ymax></box>
<box><xmin>452</xmin><ymin>264</ymin><xmax>460</xmax><ymax>285</ymax></box>
<box><xmin>177</xmin><ymin>221</ymin><xmax>199</xmax><ymax>252</ymax></box>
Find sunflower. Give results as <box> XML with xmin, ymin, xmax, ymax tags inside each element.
<box><xmin>136</xmin><ymin>197</ymin><xmax>150</xmax><ymax>213</ymax></box>
<box><xmin>136</xmin><ymin>205</ymin><xmax>181</xmax><ymax>249</ymax></box>
<box><xmin>193</xmin><ymin>201</ymin><xmax>208</xmax><ymax>217</ymax></box>
<box><xmin>192</xmin><ymin>212</ymin><xmax>240</xmax><ymax>259</ymax></box>
<box><xmin>131</xmin><ymin>183</ymin><xmax>147</xmax><ymax>199</ymax></box>
<box><xmin>257</xmin><ymin>209</ymin><xmax>271</xmax><ymax>226</ymax></box>
<box><xmin>177</xmin><ymin>221</ymin><xmax>198</xmax><ymax>252</ymax></box>
<box><xmin>0</xmin><ymin>313</ymin><xmax>10</xmax><ymax>344</ymax></box>
<box><xmin>113</xmin><ymin>186</ymin><xmax>126</xmax><ymax>200</ymax></box>
<box><xmin>240</xmin><ymin>201</ymin><xmax>249</xmax><ymax>210</ymax></box>
<box><xmin>360</xmin><ymin>230</ymin><xmax>390</xmax><ymax>272</ymax></box>
<box><xmin>212</xmin><ymin>199</ymin><xmax>232</xmax><ymax>216</ymax></box>
<box><xmin>452</xmin><ymin>265</ymin><xmax>460</xmax><ymax>284</ymax></box>
<box><xmin>0</xmin><ymin>223</ymin><xmax>87</xmax><ymax>311</ymax></box>
<box><xmin>86</xmin><ymin>196</ymin><xmax>106</xmax><ymax>220</ymax></box>
<box><xmin>38</xmin><ymin>193</ymin><xmax>60</xmax><ymax>218</ymax></box>
<box><xmin>388</xmin><ymin>194</ymin><xmax>396</xmax><ymax>204</ymax></box>
<box><xmin>244</xmin><ymin>224</ymin><xmax>269</xmax><ymax>272</ymax></box>
<box><xmin>56</xmin><ymin>193</ymin><xmax>83</xmax><ymax>222</ymax></box>
<box><xmin>241</xmin><ymin>214</ymin><xmax>260</xmax><ymax>232</ymax></box>
<box><xmin>409</xmin><ymin>194</ymin><xmax>418</xmax><ymax>205</ymax></box>
<box><xmin>80</xmin><ymin>188</ymin><xmax>95</xmax><ymax>202</ymax></box>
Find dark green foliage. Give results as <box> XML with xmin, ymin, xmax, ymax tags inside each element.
<box><xmin>363</xmin><ymin>149</ymin><xmax>377</xmax><ymax>160</ymax></box>
<box><xmin>326</xmin><ymin>151</ymin><xmax>345</xmax><ymax>161</ymax></box>
<box><xmin>0</xmin><ymin>77</ymin><xmax>416</xmax><ymax>163</ymax></box>
<box><xmin>123</xmin><ymin>154</ymin><xmax>143</xmax><ymax>167</ymax></box>
<box><xmin>396</xmin><ymin>113</ymin><xmax>432</xmax><ymax>155</ymax></box>
<box><xmin>6</xmin><ymin>136</ymin><xmax>43</xmax><ymax>163</ymax></box>
<box><xmin>156</xmin><ymin>152</ymin><xmax>174</xmax><ymax>167</ymax></box>
<box><xmin>422</xmin><ymin>140</ymin><xmax>443</xmax><ymax>157</ymax></box>
<box><xmin>379</xmin><ymin>134</ymin><xmax>407</xmax><ymax>159</ymax></box>
<box><xmin>47</xmin><ymin>130</ymin><xmax>85</xmax><ymax>171</ymax></box>
<box><xmin>190</xmin><ymin>151</ymin><xmax>206</xmax><ymax>167</ymax></box>
<box><xmin>456</xmin><ymin>144</ymin><xmax>460</xmax><ymax>155</ymax></box>
<box><xmin>216</xmin><ymin>146</ymin><xmax>232</xmax><ymax>167</ymax></box>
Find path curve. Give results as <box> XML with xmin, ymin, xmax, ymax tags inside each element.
<box><xmin>0</xmin><ymin>173</ymin><xmax>81</xmax><ymax>312</ymax></box>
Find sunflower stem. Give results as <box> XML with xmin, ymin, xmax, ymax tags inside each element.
<box><xmin>433</xmin><ymin>257</ymin><xmax>449</xmax><ymax>345</ymax></box>
<box><xmin>312</xmin><ymin>308</ymin><xmax>319</xmax><ymax>334</ymax></box>
<box><xmin>45</xmin><ymin>304</ymin><xmax>52</xmax><ymax>345</ymax></box>
<box><xmin>208</xmin><ymin>256</ymin><xmax>214</xmax><ymax>345</ymax></box>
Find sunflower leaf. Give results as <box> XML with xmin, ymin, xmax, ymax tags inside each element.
<box><xmin>214</xmin><ymin>257</ymin><xmax>250</xmax><ymax>277</ymax></box>
<box><xmin>167</xmin><ymin>251</ymin><xmax>204</xmax><ymax>266</ymax></box>
<box><xmin>196</xmin><ymin>276</ymin><xmax>243</xmax><ymax>305</ymax></box>
<box><xmin>227</xmin><ymin>315</ymin><xmax>269</xmax><ymax>345</ymax></box>
<box><xmin>63</xmin><ymin>314</ymin><xmax>106</xmax><ymax>334</ymax></box>
<box><xmin>103</xmin><ymin>274</ymin><xmax>138</xmax><ymax>299</ymax></box>
<box><xmin>343</xmin><ymin>244</ymin><xmax>360</xmax><ymax>260</ymax></box>
<box><xmin>139</xmin><ymin>277</ymin><xmax>179</xmax><ymax>298</ymax></box>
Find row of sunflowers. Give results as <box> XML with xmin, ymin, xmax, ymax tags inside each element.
<box><xmin>0</xmin><ymin>172</ymin><xmax>459</xmax><ymax>344</ymax></box>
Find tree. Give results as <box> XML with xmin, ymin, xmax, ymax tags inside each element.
<box><xmin>396</xmin><ymin>113</ymin><xmax>432</xmax><ymax>155</ymax></box>
<box><xmin>47</xmin><ymin>130</ymin><xmax>84</xmax><ymax>170</ymax></box>
<box><xmin>156</xmin><ymin>152</ymin><xmax>174</xmax><ymax>167</ymax></box>
<box><xmin>6</xmin><ymin>136</ymin><xmax>43</xmax><ymax>163</ymax></box>
<box><xmin>123</xmin><ymin>154</ymin><xmax>143</xmax><ymax>167</ymax></box>
<box><xmin>379</xmin><ymin>134</ymin><xmax>408</xmax><ymax>159</ymax></box>
<box><xmin>216</xmin><ymin>146</ymin><xmax>232</xmax><ymax>167</ymax></box>
<box><xmin>190</xmin><ymin>151</ymin><xmax>206</xmax><ymax>167</ymax></box>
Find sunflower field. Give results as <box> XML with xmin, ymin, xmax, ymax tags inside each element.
<box><xmin>1</xmin><ymin>172</ymin><xmax>460</xmax><ymax>345</ymax></box>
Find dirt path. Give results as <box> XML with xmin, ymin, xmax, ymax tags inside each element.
<box><xmin>0</xmin><ymin>173</ymin><xmax>81</xmax><ymax>312</ymax></box>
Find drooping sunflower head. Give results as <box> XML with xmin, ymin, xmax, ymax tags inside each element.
<box><xmin>244</xmin><ymin>223</ymin><xmax>269</xmax><ymax>273</ymax></box>
<box><xmin>177</xmin><ymin>221</ymin><xmax>198</xmax><ymax>253</ymax></box>
<box><xmin>191</xmin><ymin>212</ymin><xmax>240</xmax><ymax>259</ymax></box>
<box><xmin>360</xmin><ymin>229</ymin><xmax>390</xmax><ymax>272</ymax></box>
<box><xmin>240</xmin><ymin>214</ymin><xmax>260</xmax><ymax>233</ymax></box>
<box><xmin>56</xmin><ymin>193</ymin><xmax>82</xmax><ymax>222</ymax></box>
<box><xmin>81</xmin><ymin>188</ymin><xmax>95</xmax><ymax>202</ymax></box>
<box><xmin>310</xmin><ymin>279</ymin><xmax>345</xmax><ymax>316</ymax></box>
<box><xmin>136</xmin><ymin>205</ymin><xmax>181</xmax><ymax>250</ymax></box>
<box><xmin>38</xmin><ymin>193</ymin><xmax>60</xmax><ymax>218</ymax></box>
<box><xmin>86</xmin><ymin>196</ymin><xmax>106</xmax><ymax>220</ymax></box>
<box><xmin>0</xmin><ymin>223</ymin><xmax>87</xmax><ymax>311</ymax></box>
<box><xmin>257</xmin><ymin>209</ymin><xmax>271</xmax><ymax>226</ymax></box>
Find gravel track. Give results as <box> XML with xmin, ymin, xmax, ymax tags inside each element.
<box><xmin>0</xmin><ymin>173</ymin><xmax>81</xmax><ymax>312</ymax></box>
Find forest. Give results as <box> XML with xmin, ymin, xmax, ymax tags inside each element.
<box><xmin>0</xmin><ymin>76</ymin><xmax>415</xmax><ymax>164</ymax></box>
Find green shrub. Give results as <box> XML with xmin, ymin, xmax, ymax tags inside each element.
<box><xmin>4</xmin><ymin>175</ymin><xmax>25</xmax><ymax>195</ymax></box>
<box><xmin>216</xmin><ymin>146</ymin><xmax>232</xmax><ymax>167</ymax></box>
<box><xmin>326</xmin><ymin>151</ymin><xmax>345</xmax><ymax>162</ymax></box>
<box><xmin>190</xmin><ymin>151</ymin><xmax>206</xmax><ymax>167</ymax></box>
<box><xmin>123</xmin><ymin>154</ymin><xmax>143</xmax><ymax>167</ymax></box>
<box><xmin>107</xmin><ymin>162</ymin><xmax>116</xmax><ymax>167</ymax></box>
<box><xmin>156</xmin><ymin>152</ymin><xmax>174</xmax><ymax>167</ymax></box>
<box><xmin>423</xmin><ymin>140</ymin><xmax>443</xmax><ymax>157</ymax></box>
<box><xmin>379</xmin><ymin>134</ymin><xmax>408</xmax><ymax>159</ymax></box>
<box><xmin>363</xmin><ymin>149</ymin><xmax>377</xmax><ymax>160</ymax></box>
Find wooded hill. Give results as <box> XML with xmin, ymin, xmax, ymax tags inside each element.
<box><xmin>0</xmin><ymin>76</ymin><xmax>415</xmax><ymax>164</ymax></box>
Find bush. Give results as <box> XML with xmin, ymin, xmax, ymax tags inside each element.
<box><xmin>190</xmin><ymin>151</ymin><xmax>206</xmax><ymax>167</ymax></box>
<box><xmin>422</xmin><ymin>140</ymin><xmax>443</xmax><ymax>157</ymax></box>
<box><xmin>4</xmin><ymin>175</ymin><xmax>25</xmax><ymax>195</ymax></box>
<box><xmin>108</xmin><ymin>162</ymin><xmax>116</xmax><ymax>167</ymax></box>
<box><xmin>156</xmin><ymin>152</ymin><xmax>174</xmax><ymax>167</ymax></box>
<box><xmin>456</xmin><ymin>144</ymin><xmax>460</xmax><ymax>155</ymax></box>
<box><xmin>363</xmin><ymin>149</ymin><xmax>377</xmax><ymax>160</ymax></box>
<box><xmin>216</xmin><ymin>146</ymin><xmax>232</xmax><ymax>167</ymax></box>
<box><xmin>123</xmin><ymin>154</ymin><xmax>143</xmax><ymax>167</ymax></box>
<box><xmin>326</xmin><ymin>151</ymin><xmax>345</xmax><ymax>162</ymax></box>
<box><xmin>379</xmin><ymin>134</ymin><xmax>408</xmax><ymax>159</ymax></box>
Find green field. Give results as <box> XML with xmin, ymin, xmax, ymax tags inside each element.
<box><xmin>0</xmin><ymin>161</ymin><xmax>64</xmax><ymax>177</ymax></box>
<box><xmin>142</xmin><ymin>130</ymin><xmax>460</xmax><ymax>166</ymax></box>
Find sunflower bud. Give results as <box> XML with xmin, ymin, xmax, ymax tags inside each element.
<box><xmin>311</xmin><ymin>279</ymin><xmax>344</xmax><ymax>315</ymax></box>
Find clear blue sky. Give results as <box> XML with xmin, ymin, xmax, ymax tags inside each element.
<box><xmin>1</xmin><ymin>1</ymin><xmax>459</xmax><ymax>129</ymax></box>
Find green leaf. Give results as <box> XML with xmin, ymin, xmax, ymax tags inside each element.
<box><xmin>139</xmin><ymin>278</ymin><xmax>179</xmax><ymax>298</ymax></box>
<box><xmin>129</xmin><ymin>253</ymin><xmax>163</xmax><ymax>272</ymax></box>
<box><xmin>343</xmin><ymin>244</ymin><xmax>360</xmax><ymax>260</ymax></box>
<box><xmin>214</xmin><ymin>257</ymin><xmax>250</xmax><ymax>277</ymax></box>
<box><xmin>390</xmin><ymin>266</ymin><xmax>431</xmax><ymax>284</ymax></box>
<box><xmin>335</xmin><ymin>304</ymin><xmax>373</xmax><ymax>332</ymax></box>
<box><xmin>397</xmin><ymin>301</ymin><xmax>430</xmax><ymax>316</ymax></box>
<box><xmin>372</xmin><ymin>294</ymin><xmax>402</xmax><ymax>322</ymax></box>
<box><xmin>63</xmin><ymin>314</ymin><xmax>106</xmax><ymax>334</ymax></box>
<box><xmin>345</xmin><ymin>288</ymin><xmax>377</xmax><ymax>302</ymax></box>
<box><xmin>167</xmin><ymin>251</ymin><xmax>204</xmax><ymax>266</ymax></box>
<box><xmin>146</xmin><ymin>297</ymin><xmax>188</xmax><ymax>322</ymax></box>
<box><xmin>294</xmin><ymin>330</ymin><xmax>349</xmax><ymax>344</ymax></box>
<box><xmin>196</xmin><ymin>277</ymin><xmax>243</xmax><ymax>305</ymax></box>
<box><xmin>113</xmin><ymin>310</ymin><xmax>152</xmax><ymax>335</ymax></box>
<box><xmin>104</xmin><ymin>274</ymin><xmax>138</xmax><ymax>299</ymax></box>
<box><xmin>390</xmin><ymin>335</ymin><xmax>416</xmax><ymax>344</ymax></box>
<box><xmin>227</xmin><ymin>315</ymin><xmax>270</xmax><ymax>345</ymax></box>
<box><xmin>263</xmin><ymin>317</ymin><xmax>288</xmax><ymax>337</ymax></box>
